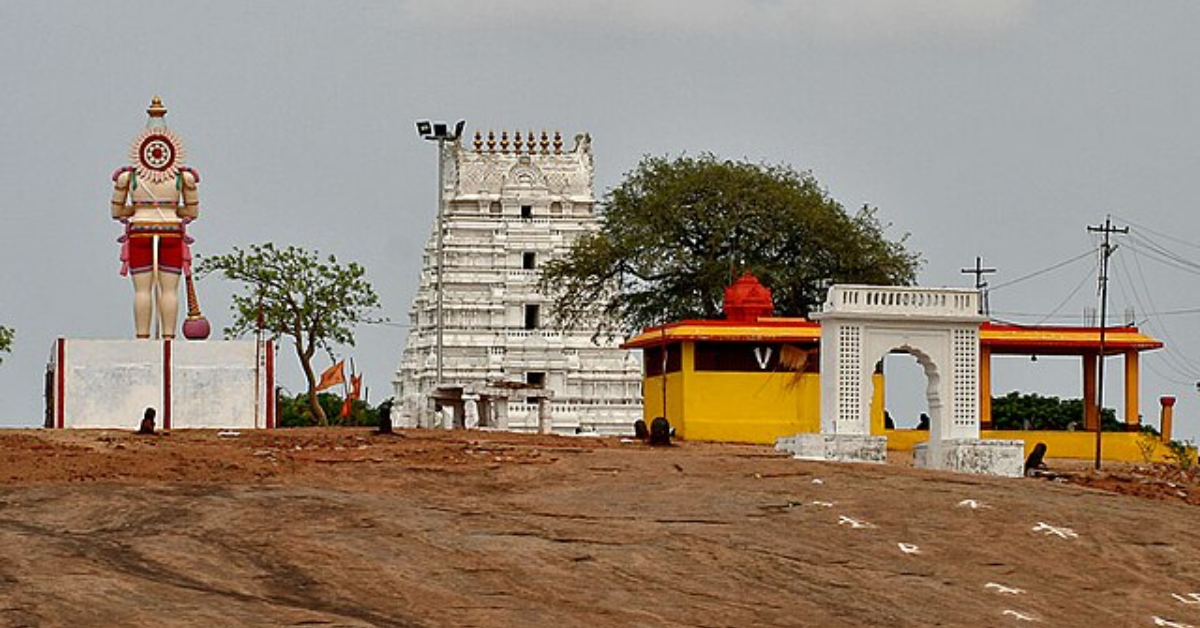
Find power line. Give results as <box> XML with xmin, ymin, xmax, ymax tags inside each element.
<box><xmin>988</xmin><ymin>248</ymin><xmax>1096</xmax><ymax>293</ymax></box>
<box><xmin>1114</xmin><ymin>213</ymin><xmax>1200</xmax><ymax>253</ymax></box>
<box><xmin>1126</xmin><ymin>234</ymin><xmax>1200</xmax><ymax>276</ymax></box>
<box><xmin>1115</xmin><ymin>234</ymin><xmax>1200</xmax><ymax>372</ymax></box>
<box><xmin>1111</xmin><ymin>255</ymin><xmax>1188</xmax><ymax>374</ymax></box>
<box><xmin>1143</xmin><ymin>356</ymin><xmax>1200</xmax><ymax>388</ymax></box>
<box><xmin>1117</xmin><ymin>246</ymin><xmax>1200</xmax><ymax>376</ymax></box>
<box><xmin>1139</xmin><ymin>307</ymin><xmax>1200</xmax><ymax>317</ymax></box>
<box><xmin>365</xmin><ymin>320</ymin><xmax>413</xmax><ymax>329</ymax></box>
<box><xmin>989</xmin><ymin>310</ymin><xmax>1097</xmax><ymax>322</ymax></box>
<box><xmin>1034</xmin><ymin>264</ymin><xmax>1096</xmax><ymax>327</ymax></box>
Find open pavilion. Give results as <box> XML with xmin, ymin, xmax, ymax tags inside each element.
<box><xmin>622</xmin><ymin>274</ymin><xmax>1167</xmax><ymax>462</ymax></box>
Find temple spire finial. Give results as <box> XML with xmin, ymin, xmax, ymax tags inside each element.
<box><xmin>147</xmin><ymin>96</ymin><xmax>167</xmax><ymax>118</ymax></box>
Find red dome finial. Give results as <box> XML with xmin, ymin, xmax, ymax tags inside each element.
<box><xmin>723</xmin><ymin>272</ymin><xmax>774</xmax><ymax>322</ymax></box>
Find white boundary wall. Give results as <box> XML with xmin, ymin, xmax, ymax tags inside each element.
<box><xmin>48</xmin><ymin>338</ymin><xmax>275</xmax><ymax>430</ymax></box>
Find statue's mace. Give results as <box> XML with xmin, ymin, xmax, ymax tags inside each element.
<box><xmin>182</xmin><ymin>270</ymin><xmax>211</xmax><ymax>340</ymax></box>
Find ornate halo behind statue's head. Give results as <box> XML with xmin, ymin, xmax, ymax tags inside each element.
<box><xmin>128</xmin><ymin>126</ymin><xmax>187</xmax><ymax>184</ymax></box>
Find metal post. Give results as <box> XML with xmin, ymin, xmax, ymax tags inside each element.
<box><xmin>435</xmin><ymin>137</ymin><xmax>446</xmax><ymax>388</ymax></box>
<box><xmin>960</xmin><ymin>256</ymin><xmax>996</xmax><ymax>316</ymax></box>
<box><xmin>660</xmin><ymin>325</ymin><xmax>668</xmax><ymax>423</ymax></box>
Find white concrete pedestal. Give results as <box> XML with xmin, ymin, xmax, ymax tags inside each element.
<box><xmin>47</xmin><ymin>338</ymin><xmax>275</xmax><ymax>430</ymax></box>
<box><xmin>913</xmin><ymin>439</ymin><xmax>1025</xmax><ymax>477</ymax></box>
<box><xmin>776</xmin><ymin>434</ymin><xmax>888</xmax><ymax>464</ymax></box>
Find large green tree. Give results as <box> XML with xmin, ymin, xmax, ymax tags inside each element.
<box><xmin>0</xmin><ymin>325</ymin><xmax>12</xmax><ymax>365</ymax></box>
<box><xmin>540</xmin><ymin>154</ymin><xmax>921</xmax><ymax>336</ymax></box>
<box><xmin>198</xmin><ymin>243</ymin><xmax>381</xmax><ymax>425</ymax></box>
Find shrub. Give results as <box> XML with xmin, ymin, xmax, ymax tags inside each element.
<box><xmin>1164</xmin><ymin>439</ymin><xmax>1197</xmax><ymax>473</ymax></box>
<box><xmin>1136</xmin><ymin>431</ymin><xmax>1160</xmax><ymax>464</ymax></box>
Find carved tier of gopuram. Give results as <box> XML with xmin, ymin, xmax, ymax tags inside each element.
<box><xmin>777</xmin><ymin>285</ymin><xmax>1025</xmax><ymax>477</ymax></box>
<box><xmin>393</xmin><ymin>130</ymin><xmax>642</xmax><ymax>434</ymax></box>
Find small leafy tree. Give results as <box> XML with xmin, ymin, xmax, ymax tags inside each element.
<box><xmin>1136</xmin><ymin>429</ymin><xmax>1160</xmax><ymax>464</ymax></box>
<box><xmin>540</xmin><ymin>154</ymin><xmax>920</xmax><ymax>337</ymax></box>
<box><xmin>198</xmin><ymin>243</ymin><xmax>381</xmax><ymax>425</ymax></box>
<box><xmin>0</xmin><ymin>325</ymin><xmax>12</xmax><ymax>365</ymax></box>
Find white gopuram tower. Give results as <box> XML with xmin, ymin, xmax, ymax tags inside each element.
<box><xmin>393</xmin><ymin>129</ymin><xmax>642</xmax><ymax>434</ymax></box>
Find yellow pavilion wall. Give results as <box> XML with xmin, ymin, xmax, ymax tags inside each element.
<box><xmin>886</xmin><ymin>429</ymin><xmax>1170</xmax><ymax>462</ymax></box>
<box><xmin>640</xmin><ymin>349</ymin><xmax>1162</xmax><ymax>462</ymax></box>
<box><xmin>641</xmin><ymin>343</ymin><xmax>888</xmax><ymax>445</ymax></box>
<box><xmin>640</xmin><ymin>343</ymin><xmax>814</xmax><ymax>443</ymax></box>
<box><xmin>642</xmin><ymin>372</ymin><xmax>685</xmax><ymax>432</ymax></box>
<box><xmin>680</xmin><ymin>371</ymin><xmax>820</xmax><ymax>444</ymax></box>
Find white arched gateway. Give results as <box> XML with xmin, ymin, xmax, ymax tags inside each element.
<box><xmin>778</xmin><ymin>285</ymin><xmax>1024</xmax><ymax>477</ymax></box>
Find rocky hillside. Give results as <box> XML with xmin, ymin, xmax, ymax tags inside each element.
<box><xmin>0</xmin><ymin>429</ymin><xmax>1197</xmax><ymax>627</ymax></box>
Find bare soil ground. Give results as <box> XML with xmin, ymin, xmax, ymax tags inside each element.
<box><xmin>1</xmin><ymin>428</ymin><xmax>1199</xmax><ymax>628</ymax></box>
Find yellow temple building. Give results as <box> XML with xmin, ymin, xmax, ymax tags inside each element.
<box><xmin>622</xmin><ymin>274</ymin><xmax>1169</xmax><ymax>462</ymax></box>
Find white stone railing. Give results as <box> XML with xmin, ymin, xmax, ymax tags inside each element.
<box><xmin>508</xmin><ymin>403</ymin><xmax>540</xmax><ymax>416</ymax></box>
<box><xmin>820</xmin><ymin>285</ymin><xmax>979</xmax><ymax>317</ymax></box>
<box><xmin>508</xmin><ymin>218</ymin><xmax>554</xmax><ymax>228</ymax></box>
<box><xmin>505</xmin><ymin>330</ymin><xmax>565</xmax><ymax>341</ymax></box>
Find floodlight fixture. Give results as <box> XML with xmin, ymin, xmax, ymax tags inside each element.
<box><xmin>417</xmin><ymin>119</ymin><xmax>467</xmax><ymax>142</ymax></box>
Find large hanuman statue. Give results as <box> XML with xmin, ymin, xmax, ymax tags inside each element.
<box><xmin>110</xmin><ymin>97</ymin><xmax>202</xmax><ymax>340</ymax></box>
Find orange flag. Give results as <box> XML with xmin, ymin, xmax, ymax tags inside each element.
<box><xmin>315</xmin><ymin>360</ymin><xmax>346</xmax><ymax>392</ymax></box>
<box><xmin>339</xmin><ymin>374</ymin><xmax>364</xmax><ymax>419</ymax></box>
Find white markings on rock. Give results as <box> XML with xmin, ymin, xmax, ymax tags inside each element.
<box><xmin>811</xmin><ymin>478</ymin><xmax>824</xmax><ymax>485</ymax></box>
<box><xmin>958</xmin><ymin>499</ymin><xmax>990</xmax><ymax>509</ymax></box>
<box><xmin>1172</xmin><ymin>593</ymin><xmax>1200</xmax><ymax>605</ymax></box>
<box><xmin>985</xmin><ymin>582</ymin><xmax>1025</xmax><ymax>595</ymax></box>
<box><xmin>811</xmin><ymin>501</ymin><xmax>834</xmax><ymax>508</ymax></box>
<box><xmin>1032</xmin><ymin>522</ymin><xmax>1078</xmax><ymax>539</ymax></box>
<box><xmin>1002</xmin><ymin>610</ymin><xmax>1040</xmax><ymax>622</ymax></box>
<box><xmin>1153</xmin><ymin>616</ymin><xmax>1196</xmax><ymax>628</ymax></box>
<box><xmin>838</xmin><ymin>515</ymin><xmax>874</xmax><ymax>529</ymax></box>
<box><xmin>897</xmin><ymin>542</ymin><xmax>920</xmax><ymax>555</ymax></box>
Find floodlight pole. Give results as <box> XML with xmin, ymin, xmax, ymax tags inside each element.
<box><xmin>434</xmin><ymin>135</ymin><xmax>447</xmax><ymax>388</ymax></box>
<box><xmin>417</xmin><ymin>120</ymin><xmax>465</xmax><ymax>392</ymax></box>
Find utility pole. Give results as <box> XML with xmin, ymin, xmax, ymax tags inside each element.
<box><xmin>1087</xmin><ymin>216</ymin><xmax>1128</xmax><ymax>470</ymax></box>
<box><xmin>960</xmin><ymin>256</ymin><xmax>996</xmax><ymax>315</ymax></box>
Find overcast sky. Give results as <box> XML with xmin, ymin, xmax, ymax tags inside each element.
<box><xmin>2</xmin><ymin>1</ymin><xmax>1200</xmax><ymax>441</ymax></box>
